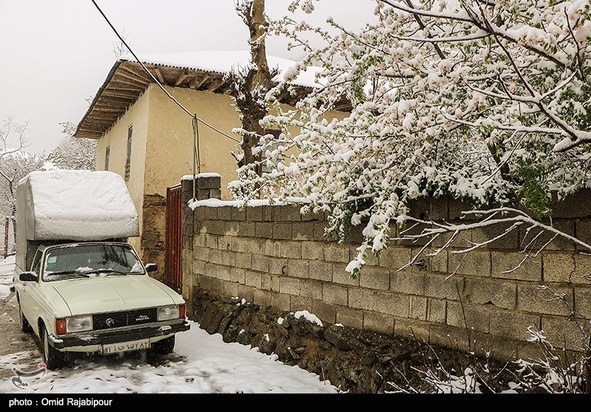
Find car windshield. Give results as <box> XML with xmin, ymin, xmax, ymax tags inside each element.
<box><xmin>43</xmin><ymin>244</ymin><xmax>145</xmax><ymax>281</ymax></box>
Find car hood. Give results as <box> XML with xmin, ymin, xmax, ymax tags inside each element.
<box><xmin>51</xmin><ymin>276</ymin><xmax>181</xmax><ymax>316</ymax></box>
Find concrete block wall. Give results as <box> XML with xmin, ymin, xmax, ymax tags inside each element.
<box><xmin>181</xmin><ymin>176</ymin><xmax>591</xmax><ymax>362</ymax></box>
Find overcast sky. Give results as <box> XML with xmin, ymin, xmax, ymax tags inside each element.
<box><xmin>0</xmin><ymin>0</ymin><xmax>376</xmax><ymax>155</ymax></box>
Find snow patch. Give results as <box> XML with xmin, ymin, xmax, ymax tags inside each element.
<box><xmin>293</xmin><ymin>310</ymin><xmax>323</xmax><ymax>327</ymax></box>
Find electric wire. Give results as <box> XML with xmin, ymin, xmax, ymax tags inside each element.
<box><xmin>90</xmin><ymin>0</ymin><xmax>239</xmax><ymax>144</ymax></box>
<box><xmin>90</xmin><ymin>0</ymin><xmax>244</xmax><ymax>200</ymax></box>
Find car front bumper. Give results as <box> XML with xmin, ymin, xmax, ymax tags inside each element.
<box><xmin>49</xmin><ymin>320</ymin><xmax>191</xmax><ymax>352</ymax></box>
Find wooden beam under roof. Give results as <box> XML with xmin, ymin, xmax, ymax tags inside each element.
<box><xmin>152</xmin><ymin>67</ymin><xmax>165</xmax><ymax>83</ymax></box>
<box><xmin>114</xmin><ymin>68</ymin><xmax>151</xmax><ymax>85</ymax></box>
<box><xmin>174</xmin><ymin>71</ymin><xmax>189</xmax><ymax>86</ymax></box>
<box><xmin>118</xmin><ymin>63</ymin><xmax>152</xmax><ymax>83</ymax></box>
<box><xmin>110</xmin><ymin>76</ymin><xmax>149</xmax><ymax>90</ymax></box>
<box><xmin>75</xmin><ymin>58</ymin><xmax>341</xmax><ymax>139</ymax></box>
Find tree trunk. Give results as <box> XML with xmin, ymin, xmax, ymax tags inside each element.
<box><xmin>232</xmin><ymin>0</ymin><xmax>273</xmax><ymax>176</ymax></box>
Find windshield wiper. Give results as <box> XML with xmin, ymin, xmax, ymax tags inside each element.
<box><xmin>83</xmin><ymin>268</ymin><xmax>130</xmax><ymax>276</ymax></box>
<box><xmin>45</xmin><ymin>270</ymin><xmax>91</xmax><ymax>278</ymax></box>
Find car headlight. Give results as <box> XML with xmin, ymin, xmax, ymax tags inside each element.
<box><xmin>157</xmin><ymin>305</ymin><xmax>180</xmax><ymax>321</ymax></box>
<box><xmin>65</xmin><ymin>315</ymin><xmax>93</xmax><ymax>333</ymax></box>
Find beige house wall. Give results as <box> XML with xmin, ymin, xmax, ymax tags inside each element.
<box><xmin>95</xmin><ymin>90</ymin><xmax>150</xmax><ymax>253</ymax></box>
<box><xmin>93</xmin><ymin>83</ymin><xmax>347</xmax><ymax>281</ymax></box>
<box><xmin>144</xmin><ymin>84</ymin><xmax>242</xmax><ymax>200</ymax></box>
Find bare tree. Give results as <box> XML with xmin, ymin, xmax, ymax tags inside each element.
<box><xmin>0</xmin><ymin>119</ymin><xmax>44</xmax><ymax>248</ymax></box>
<box><xmin>47</xmin><ymin>122</ymin><xmax>97</xmax><ymax>171</ymax></box>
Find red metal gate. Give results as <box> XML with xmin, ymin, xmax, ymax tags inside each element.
<box><xmin>165</xmin><ymin>185</ymin><xmax>182</xmax><ymax>293</ymax></box>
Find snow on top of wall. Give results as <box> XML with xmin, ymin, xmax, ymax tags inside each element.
<box><xmin>19</xmin><ymin>170</ymin><xmax>139</xmax><ymax>241</ymax></box>
<box><xmin>181</xmin><ymin>173</ymin><xmax>221</xmax><ymax>181</ymax></box>
<box><xmin>187</xmin><ymin>196</ymin><xmax>310</xmax><ymax>210</ymax></box>
<box><xmin>119</xmin><ymin>50</ymin><xmax>323</xmax><ymax>88</ymax></box>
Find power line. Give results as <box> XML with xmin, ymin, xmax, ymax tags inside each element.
<box><xmin>90</xmin><ymin>0</ymin><xmax>240</xmax><ymax>144</ymax></box>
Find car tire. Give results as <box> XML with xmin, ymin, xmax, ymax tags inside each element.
<box><xmin>41</xmin><ymin>324</ymin><xmax>64</xmax><ymax>370</ymax></box>
<box><xmin>151</xmin><ymin>335</ymin><xmax>175</xmax><ymax>355</ymax></box>
<box><xmin>18</xmin><ymin>299</ymin><xmax>32</xmax><ymax>333</ymax></box>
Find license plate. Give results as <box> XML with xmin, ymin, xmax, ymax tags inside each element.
<box><xmin>102</xmin><ymin>339</ymin><xmax>151</xmax><ymax>354</ymax></box>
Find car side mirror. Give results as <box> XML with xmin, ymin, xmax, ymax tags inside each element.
<box><xmin>19</xmin><ymin>272</ymin><xmax>38</xmax><ymax>282</ymax></box>
<box><xmin>145</xmin><ymin>263</ymin><xmax>158</xmax><ymax>273</ymax></box>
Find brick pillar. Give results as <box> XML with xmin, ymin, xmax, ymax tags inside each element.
<box><xmin>181</xmin><ymin>174</ymin><xmax>221</xmax><ymax>318</ymax></box>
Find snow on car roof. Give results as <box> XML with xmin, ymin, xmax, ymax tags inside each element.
<box><xmin>17</xmin><ymin>170</ymin><xmax>139</xmax><ymax>241</ymax></box>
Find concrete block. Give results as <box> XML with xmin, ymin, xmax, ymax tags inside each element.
<box><xmin>332</xmin><ymin>264</ymin><xmax>359</xmax><ymax>286</ymax></box>
<box><xmin>301</xmin><ymin>241</ymin><xmax>324</xmax><ymax>261</ymax></box>
<box><xmin>272</xmin><ymin>223</ymin><xmax>292</xmax><ymax>240</ymax></box>
<box><xmin>312</xmin><ymin>301</ymin><xmax>337</xmax><ymax>325</ymax></box>
<box><xmin>379</xmin><ymin>246</ymin><xmax>412</xmax><ymax>271</ymax></box>
<box><xmin>424</xmin><ymin>273</ymin><xmax>463</xmax><ymax>300</ymax></box>
<box><xmin>308</xmin><ymin>261</ymin><xmax>332</xmax><ymax>282</ymax></box>
<box><xmin>491</xmin><ymin>252</ymin><xmax>542</xmax><ymax>281</ymax></box>
<box><xmin>448</xmin><ymin>250</ymin><xmax>491</xmax><ymax>277</ymax></box>
<box><xmin>271</xmin><ymin>292</ymin><xmax>291</xmax><ymax>312</ymax></box>
<box><xmin>348</xmin><ymin>288</ymin><xmax>374</xmax><ymax>311</ymax></box>
<box><xmin>238</xmin><ymin>222</ymin><xmax>255</xmax><ymax>237</ymax></box>
<box><xmin>287</xmin><ymin>259</ymin><xmax>309</xmax><ymax>279</ymax></box>
<box><xmin>542</xmin><ymin>316</ymin><xmax>589</xmax><ymax>352</ymax></box>
<box><xmin>358</xmin><ymin>265</ymin><xmax>390</xmax><ymax>290</ymax></box>
<box><xmin>517</xmin><ymin>283</ymin><xmax>573</xmax><ymax>316</ymax></box>
<box><xmin>253</xmin><ymin>289</ymin><xmax>272</xmax><ymax>309</ymax></box>
<box><xmin>229</xmin><ymin>267</ymin><xmax>246</xmax><ymax>284</ymax></box>
<box><xmin>299</xmin><ymin>279</ymin><xmax>323</xmax><ymax>301</ymax></box>
<box><xmin>446</xmin><ymin>301</ymin><xmax>490</xmax><ymax>333</ymax></box>
<box><xmin>223</xmin><ymin>281</ymin><xmax>239</xmax><ymax>297</ymax></box>
<box><xmin>573</xmin><ymin>253</ymin><xmax>591</xmax><ymax>284</ymax></box>
<box><xmin>390</xmin><ymin>270</ymin><xmax>425</xmax><ymax>296</ymax></box>
<box><xmin>374</xmin><ymin>291</ymin><xmax>409</xmax><ymax>317</ymax></box>
<box><xmin>543</xmin><ymin>252</ymin><xmax>575</xmax><ymax>283</ymax></box>
<box><xmin>410</xmin><ymin>296</ymin><xmax>428</xmax><ymax>320</ymax></box>
<box><xmin>324</xmin><ymin>243</ymin><xmax>349</xmax><ymax>263</ymax></box>
<box><xmin>279</xmin><ymin>241</ymin><xmax>302</xmax><ymax>259</ymax></box>
<box><xmin>323</xmin><ymin>284</ymin><xmax>348</xmax><ymax>306</ymax></box>
<box><xmin>468</xmin><ymin>278</ymin><xmax>517</xmax><ymax>310</ymax></box>
<box><xmin>246</xmin><ymin>206</ymin><xmax>263</xmax><ymax>222</ymax></box>
<box><xmin>235</xmin><ymin>252</ymin><xmax>252</xmax><ymax>269</ymax></box>
<box><xmin>489</xmin><ymin>309</ymin><xmax>540</xmax><ymax>341</ymax></box>
<box><xmin>393</xmin><ymin>318</ymin><xmax>430</xmax><ymax>341</ymax></box>
<box><xmin>363</xmin><ymin>311</ymin><xmax>394</xmax><ymax>335</ymax></box>
<box><xmin>574</xmin><ymin>286</ymin><xmax>591</xmax><ymax>318</ymax></box>
<box><xmin>254</xmin><ymin>222</ymin><xmax>273</xmax><ymax>239</ymax></box>
<box><xmin>269</xmin><ymin>258</ymin><xmax>288</xmax><ymax>275</ymax></box>
<box><xmin>336</xmin><ymin>307</ymin><xmax>363</xmax><ymax>330</ymax></box>
<box><xmin>292</xmin><ymin>222</ymin><xmax>315</xmax><ymax>240</ymax></box>
<box><xmin>427</xmin><ymin>298</ymin><xmax>447</xmax><ymax>324</ymax></box>
<box><xmin>245</xmin><ymin>271</ymin><xmax>262</xmax><ymax>289</ymax></box>
<box><xmin>279</xmin><ymin>277</ymin><xmax>300</xmax><ymax>295</ymax></box>
<box><xmin>251</xmin><ymin>254</ymin><xmax>269</xmax><ymax>273</ymax></box>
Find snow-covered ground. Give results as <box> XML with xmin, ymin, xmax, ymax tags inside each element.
<box><xmin>0</xmin><ymin>257</ymin><xmax>338</xmax><ymax>394</ymax></box>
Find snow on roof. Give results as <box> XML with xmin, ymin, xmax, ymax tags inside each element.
<box><xmin>119</xmin><ymin>50</ymin><xmax>323</xmax><ymax>88</ymax></box>
<box><xmin>17</xmin><ymin>170</ymin><xmax>139</xmax><ymax>241</ymax></box>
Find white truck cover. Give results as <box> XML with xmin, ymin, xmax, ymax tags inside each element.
<box><xmin>16</xmin><ymin>169</ymin><xmax>139</xmax><ymax>242</ymax></box>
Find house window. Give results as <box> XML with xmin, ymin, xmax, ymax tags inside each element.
<box><xmin>125</xmin><ymin>126</ymin><xmax>132</xmax><ymax>181</ymax></box>
<box><xmin>104</xmin><ymin>146</ymin><xmax>110</xmax><ymax>171</ymax></box>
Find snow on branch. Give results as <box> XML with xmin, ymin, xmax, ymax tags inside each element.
<box><xmin>232</xmin><ymin>0</ymin><xmax>591</xmax><ymax>275</ymax></box>
<box><xmin>395</xmin><ymin>207</ymin><xmax>591</xmax><ymax>274</ymax></box>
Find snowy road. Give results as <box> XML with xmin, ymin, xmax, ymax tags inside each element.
<box><xmin>0</xmin><ymin>257</ymin><xmax>338</xmax><ymax>394</ymax></box>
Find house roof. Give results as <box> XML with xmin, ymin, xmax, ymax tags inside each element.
<box><xmin>74</xmin><ymin>50</ymin><xmax>350</xmax><ymax>139</ymax></box>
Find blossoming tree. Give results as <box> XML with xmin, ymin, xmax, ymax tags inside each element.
<box><xmin>231</xmin><ymin>0</ymin><xmax>591</xmax><ymax>276</ymax></box>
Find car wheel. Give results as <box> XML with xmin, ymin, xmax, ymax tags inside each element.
<box><xmin>151</xmin><ymin>335</ymin><xmax>175</xmax><ymax>355</ymax></box>
<box><xmin>18</xmin><ymin>299</ymin><xmax>32</xmax><ymax>333</ymax></box>
<box><xmin>41</xmin><ymin>324</ymin><xmax>64</xmax><ymax>370</ymax></box>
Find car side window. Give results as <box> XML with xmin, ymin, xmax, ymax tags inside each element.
<box><xmin>31</xmin><ymin>250</ymin><xmax>42</xmax><ymax>274</ymax></box>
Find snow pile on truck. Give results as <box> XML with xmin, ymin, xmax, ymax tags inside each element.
<box><xmin>16</xmin><ymin>170</ymin><xmax>139</xmax><ymax>241</ymax></box>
